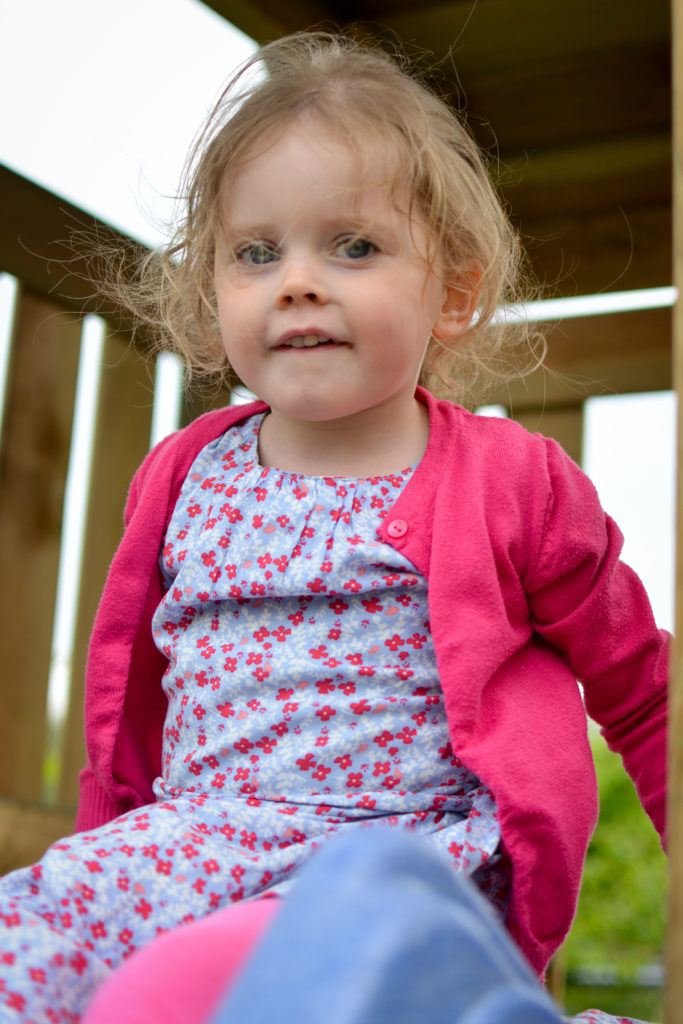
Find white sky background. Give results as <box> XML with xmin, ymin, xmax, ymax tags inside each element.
<box><xmin>0</xmin><ymin>0</ymin><xmax>676</xmax><ymax>635</ymax></box>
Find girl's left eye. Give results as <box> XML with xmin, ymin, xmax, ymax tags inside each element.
<box><xmin>336</xmin><ymin>237</ymin><xmax>376</xmax><ymax>260</ymax></box>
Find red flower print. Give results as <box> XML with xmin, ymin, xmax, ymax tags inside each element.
<box><xmin>216</xmin><ymin>701</ymin><xmax>235</xmax><ymax>717</ymax></box>
<box><xmin>256</xmin><ymin>736</ymin><xmax>277</xmax><ymax>754</ymax></box>
<box><xmin>271</xmin><ymin>721</ymin><xmax>289</xmax><ymax>737</ymax></box>
<box><xmin>407</xmin><ymin>633</ymin><xmax>427</xmax><ymax>649</ymax></box>
<box><xmin>221</xmin><ymin>504</ymin><xmax>243</xmax><ymax>523</ymax></box>
<box><xmin>343</xmin><ymin>579</ymin><xmax>362</xmax><ymax>593</ymax></box>
<box><xmin>211</xmin><ymin>774</ymin><xmax>226</xmax><ymax>790</ymax></box>
<box><xmin>350</xmin><ymin>699</ymin><xmax>371</xmax><ymax>715</ymax></box>
<box><xmin>201</xmin><ymin>551</ymin><xmax>216</xmax><ymax>567</ymax></box>
<box><xmin>339</xmin><ymin>681</ymin><xmax>356</xmax><ymax>695</ymax></box>
<box><xmin>187</xmin><ymin>503</ymin><xmax>202</xmax><ymax>517</ymax></box>
<box><xmin>234</xmin><ymin>738</ymin><xmax>254</xmax><ymax>754</ymax></box>
<box><xmin>203</xmin><ymin>859</ymin><xmax>220</xmax><ymax>874</ymax></box>
<box><xmin>240</xmin><ymin>830</ymin><xmax>257</xmax><ymax>851</ymax></box>
<box><xmin>316</xmin><ymin>705</ymin><xmax>336</xmax><ymax>722</ymax></box>
<box><xmin>328</xmin><ymin>598</ymin><xmax>349</xmax><ymax>613</ymax></box>
<box><xmin>396</xmin><ymin>726</ymin><xmax>417</xmax><ymax>745</ymax></box>
<box><xmin>296</xmin><ymin>753</ymin><xmax>316</xmax><ymax>771</ymax></box>
<box><xmin>272</xmin><ymin>625</ymin><xmax>291</xmax><ymax>642</ymax></box>
<box><xmin>361</xmin><ymin>597</ymin><xmax>383</xmax><ymax>614</ymax></box>
<box><xmin>373</xmin><ymin>730</ymin><xmax>394</xmax><ymax>747</ymax></box>
<box><xmin>373</xmin><ymin>762</ymin><xmax>391</xmax><ymax>776</ymax></box>
<box><xmin>346</xmin><ymin>772</ymin><xmax>363</xmax><ymax>788</ymax></box>
<box><xmin>384</xmin><ymin>634</ymin><xmax>404</xmax><ymax>651</ymax></box>
<box><xmin>334</xmin><ymin>754</ymin><xmax>352</xmax><ymax>770</ymax></box>
<box><xmin>312</xmin><ymin>764</ymin><xmax>331</xmax><ymax>781</ymax></box>
<box><xmin>276</xmin><ymin>687</ymin><xmax>294</xmax><ymax>701</ymax></box>
<box><xmin>316</xmin><ymin>679</ymin><xmax>335</xmax><ymax>694</ymax></box>
<box><xmin>307</xmin><ymin>578</ymin><xmax>327</xmax><ymax>593</ymax></box>
<box><xmin>134</xmin><ymin>899</ymin><xmax>153</xmax><ymax>920</ymax></box>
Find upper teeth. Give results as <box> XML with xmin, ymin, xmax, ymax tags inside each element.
<box><xmin>287</xmin><ymin>334</ymin><xmax>330</xmax><ymax>348</ymax></box>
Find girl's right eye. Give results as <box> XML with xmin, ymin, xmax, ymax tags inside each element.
<box><xmin>235</xmin><ymin>241</ymin><xmax>279</xmax><ymax>266</ymax></box>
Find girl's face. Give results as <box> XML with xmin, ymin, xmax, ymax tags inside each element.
<box><xmin>213</xmin><ymin>120</ymin><xmax>474</xmax><ymax>465</ymax></box>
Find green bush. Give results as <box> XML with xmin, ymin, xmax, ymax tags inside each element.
<box><xmin>560</xmin><ymin>729</ymin><xmax>667</xmax><ymax>1020</ymax></box>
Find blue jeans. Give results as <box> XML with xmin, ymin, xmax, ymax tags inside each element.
<box><xmin>209</xmin><ymin>828</ymin><xmax>562</xmax><ymax>1024</ymax></box>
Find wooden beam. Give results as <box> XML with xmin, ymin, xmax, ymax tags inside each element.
<box><xmin>486</xmin><ymin>305</ymin><xmax>672</xmax><ymax>412</ymax></box>
<box><xmin>0</xmin><ymin>797</ymin><xmax>75</xmax><ymax>875</ymax></box>
<box><xmin>666</xmin><ymin>0</ymin><xmax>683</xmax><ymax>1015</ymax></box>
<box><xmin>0</xmin><ymin>290</ymin><xmax>81</xmax><ymax>802</ymax></box>
<box><xmin>0</xmin><ymin>165</ymin><xmax>153</xmax><ymax>346</ymax></box>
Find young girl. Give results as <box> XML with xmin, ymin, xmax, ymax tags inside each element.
<box><xmin>0</xmin><ymin>32</ymin><xmax>667</xmax><ymax>1024</ymax></box>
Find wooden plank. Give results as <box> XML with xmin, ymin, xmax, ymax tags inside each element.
<box><xmin>380</xmin><ymin>0</ymin><xmax>669</xmax><ymax>74</ymax></box>
<box><xmin>0</xmin><ymin>797</ymin><xmax>74</xmax><ymax>875</ymax></box>
<box><xmin>666</xmin><ymin>0</ymin><xmax>683</xmax><ymax>1015</ymax></box>
<box><xmin>0</xmin><ymin>291</ymin><xmax>81</xmax><ymax>801</ymax></box>
<box><xmin>59</xmin><ymin>331</ymin><xmax>155</xmax><ymax>808</ymax></box>
<box><xmin>511</xmin><ymin>405</ymin><xmax>584</xmax><ymax>467</ymax></box>
<box><xmin>521</xmin><ymin>204</ymin><xmax>672</xmax><ymax>299</ymax></box>
<box><xmin>486</xmin><ymin>305</ymin><xmax>671</xmax><ymax>413</ymax></box>
<box><xmin>0</xmin><ymin>165</ymin><xmax>154</xmax><ymax>346</ymax></box>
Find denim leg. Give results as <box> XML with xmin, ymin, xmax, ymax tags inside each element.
<box><xmin>209</xmin><ymin>829</ymin><xmax>562</xmax><ymax>1024</ymax></box>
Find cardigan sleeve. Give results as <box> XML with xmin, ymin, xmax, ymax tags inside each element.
<box><xmin>75</xmin><ymin>448</ymin><xmax>178</xmax><ymax>832</ymax></box>
<box><xmin>524</xmin><ymin>437</ymin><xmax>669</xmax><ymax>844</ymax></box>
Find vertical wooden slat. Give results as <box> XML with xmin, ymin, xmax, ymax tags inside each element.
<box><xmin>0</xmin><ymin>291</ymin><xmax>82</xmax><ymax>801</ymax></box>
<box><xmin>511</xmin><ymin>403</ymin><xmax>585</xmax><ymax>466</ymax></box>
<box><xmin>668</xmin><ymin>0</ymin><xmax>683</xmax><ymax>1018</ymax></box>
<box><xmin>59</xmin><ymin>332</ymin><xmax>155</xmax><ymax>809</ymax></box>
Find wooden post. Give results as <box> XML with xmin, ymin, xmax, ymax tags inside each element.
<box><xmin>667</xmin><ymin>0</ymin><xmax>683</xmax><ymax>1019</ymax></box>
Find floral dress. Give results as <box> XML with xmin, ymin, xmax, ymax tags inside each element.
<box><xmin>0</xmin><ymin>416</ymin><xmax>647</xmax><ymax>1024</ymax></box>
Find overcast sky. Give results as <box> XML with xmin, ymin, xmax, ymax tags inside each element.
<box><xmin>0</xmin><ymin>0</ymin><xmax>675</xmax><ymax>632</ymax></box>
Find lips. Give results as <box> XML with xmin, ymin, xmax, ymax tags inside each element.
<box><xmin>275</xmin><ymin>331</ymin><xmax>346</xmax><ymax>349</ymax></box>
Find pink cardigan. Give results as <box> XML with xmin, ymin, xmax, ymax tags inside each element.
<box><xmin>77</xmin><ymin>388</ymin><xmax>668</xmax><ymax>977</ymax></box>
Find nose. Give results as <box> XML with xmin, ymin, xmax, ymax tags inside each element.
<box><xmin>275</xmin><ymin>257</ymin><xmax>329</xmax><ymax>308</ymax></box>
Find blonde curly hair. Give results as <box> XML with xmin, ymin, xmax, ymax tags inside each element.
<box><xmin>104</xmin><ymin>30</ymin><xmax>544</xmax><ymax>407</ymax></box>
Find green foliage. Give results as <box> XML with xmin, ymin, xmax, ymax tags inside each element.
<box><xmin>560</xmin><ymin>729</ymin><xmax>666</xmax><ymax>1019</ymax></box>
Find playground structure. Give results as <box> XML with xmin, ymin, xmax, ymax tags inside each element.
<box><xmin>0</xmin><ymin>0</ymin><xmax>679</xmax><ymax>1017</ymax></box>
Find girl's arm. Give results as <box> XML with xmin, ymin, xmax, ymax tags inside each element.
<box><xmin>525</xmin><ymin>438</ymin><xmax>668</xmax><ymax>844</ymax></box>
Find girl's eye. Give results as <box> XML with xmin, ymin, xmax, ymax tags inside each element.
<box><xmin>337</xmin><ymin>236</ymin><xmax>376</xmax><ymax>260</ymax></box>
<box><xmin>235</xmin><ymin>241</ymin><xmax>279</xmax><ymax>266</ymax></box>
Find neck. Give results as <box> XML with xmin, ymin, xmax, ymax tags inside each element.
<box><xmin>257</xmin><ymin>398</ymin><xmax>429</xmax><ymax>477</ymax></box>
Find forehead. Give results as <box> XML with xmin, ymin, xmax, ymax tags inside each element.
<box><xmin>219</xmin><ymin>118</ymin><xmax>413</xmax><ymax>224</ymax></box>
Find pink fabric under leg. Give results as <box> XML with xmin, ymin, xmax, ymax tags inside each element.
<box><xmin>82</xmin><ymin>896</ymin><xmax>281</xmax><ymax>1024</ymax></box>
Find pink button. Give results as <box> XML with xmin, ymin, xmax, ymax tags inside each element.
<box><xmin>387</xmin><ymin>519</ymin><xmax>408</xmax><ymax>538</ymax></box>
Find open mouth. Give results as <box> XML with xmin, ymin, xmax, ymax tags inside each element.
<box><xmin>281</xmin><ymin>333</ymin><xmax>342</xmax><ymax>349</ymax></box>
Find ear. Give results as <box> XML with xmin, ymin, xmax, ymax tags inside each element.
<box><xmin>432</xmin><ymin>260</ymin><xmax>483</xmax><ymax>342</ymax></box>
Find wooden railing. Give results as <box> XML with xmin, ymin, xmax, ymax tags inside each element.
<box><xmin>0</xmin><ymin>164</ymin><xmax>233</xmax><ymax>871</ymax></box>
